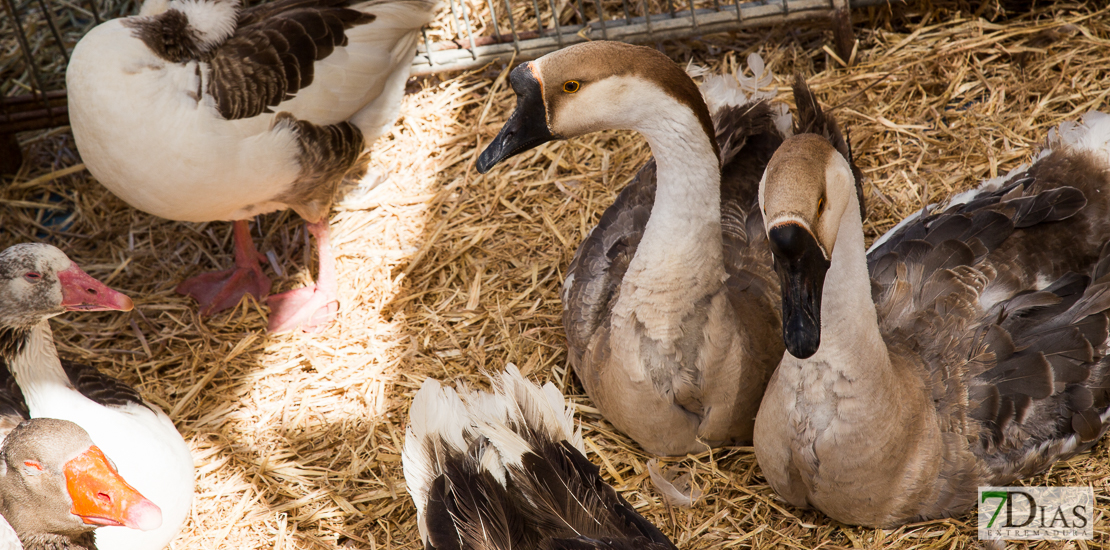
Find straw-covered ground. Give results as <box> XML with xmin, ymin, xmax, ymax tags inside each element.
<box><xmin>3</xmin><ymin>0</ymin><xmax>1110</xmax><ymax>548</ymax></box>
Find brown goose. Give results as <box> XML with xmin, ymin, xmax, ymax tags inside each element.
<box><xmin>402</xmin><ymin>365</ymin><xmax>677</xmax><ymax>550</ymax></box>
<box><xmin>0</xmin><ymin>418</ymin><xmax>162</xmax><ymax>550</ymax></box>
<box><xmin>476</xmin><ymin>42</ymin><xmax>856</xmax><ymax>456</ymax></box>
<box><xmin>66</xmin><ymin>0</ymin><xmax>438</xmax><ymax>333</ymax></box>
<box><xmin>755</xmin><ymin>107</ymin><xmax>1110</xmax><ymax>526</ymax></box>
<box><xmin>0</xmin><ymin>244</ymin><xmax>192</xmax><ymax>550</ymax></box>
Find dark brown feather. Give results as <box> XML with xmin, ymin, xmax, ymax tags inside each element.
<box><xmin>58</xmin><ymin>359</ymin><xmax>151</xmax><ymax>412</ymax></box>
<box><xmin>206</xmin><ymin>0</ymin><xmax>375</xmax><ymax>120</ymax></box>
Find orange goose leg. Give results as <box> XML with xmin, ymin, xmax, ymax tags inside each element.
<box><xmin>265</xmin><ymin>219</ymin><xmax>339</xmax><ymax>334</ymax></box>
<box><xmin>176</xmin><ymin>219</ymin><xmax>272</xmax><ymax>315</ymax></box>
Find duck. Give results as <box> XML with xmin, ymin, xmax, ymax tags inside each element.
<box><xmin>0</xmin><ymin>418</ymin><xmax>163</xmax><ymax>550</ymax></box>
<box><xmin>66</xmin><ymin>0</ymin><xmax>439</xmax><ymax>334</ymax></box>
<box><xmin>754</xmin><ymin>103</ymin><xmax>1110</xmax><ymax>527</ymax></box>
<box><xmin>402</xmin><ymin>364</ymin><xmax>678</xmax><ymax>550</ymax></box>
<box><xmin>475</xmin><ymin>42</ymin><xmax>858</xmax><ymax>456</ymax></box>
<box><xmin>0</xmin><ymin>243</ymin><xmax>194</xmax><ymax>550</ymax></box>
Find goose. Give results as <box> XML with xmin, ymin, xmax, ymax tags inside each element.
<box><xmin>0</xmin><ymin>244</ymin><xmax>194</xmax><ymax>550</ymax></box>
<box><xmin>475</xmin><ymin>42</ymin><xmax>858</xmax><ymax>456</ymax></box>
<box><xmin>402</xmin><ymin>364</ymin><xmax>678</xmax><ymax>550</ymax></box>
<box><xmin>0</xmin><ymin>418</ymin><xmax>162</xmax><ymax>550</ymax></box>
<box><xmin>66</xmin><ymin>0</ymin><xmax>439</xmax><ymax>333</ymax></box>
<box><xmin>754</xmin><ymin>106</ymin><xmax>1110</xmax><ymax>526</ymax></box>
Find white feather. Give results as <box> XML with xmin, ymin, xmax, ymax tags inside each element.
<box><xmin>167</xmin><ymin>0</ymin><xmax>239</xmax><ymax>50</ymax></box>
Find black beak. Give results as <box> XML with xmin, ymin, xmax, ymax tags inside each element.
<box><xmin>476</xmin><ymin>64</ymin><xmax>556</xmax><ymax>173</ymax></box>
<box><xmin>767</xmin><ymin>223</ymin><xmax>830</xmax><ymax>359</ymax></box>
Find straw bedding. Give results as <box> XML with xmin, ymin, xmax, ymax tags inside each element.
<box><xmin>2</xmin><ymin>0</ymin><xmax>1109</xmax><ymax>548</ymax></box>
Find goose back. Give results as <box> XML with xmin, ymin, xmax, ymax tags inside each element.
<box><xmin>866</xmin><ymin>150</ymin><xmax>1110</xmax><ymax>518</ymax></box>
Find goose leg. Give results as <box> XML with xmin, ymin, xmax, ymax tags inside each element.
<box><xmin>176</xmin><ymin>219</ymin><xmax>273</xmax><ymax>315</ymax></box>
<box><xmin>265</xmin><ymin>219</ymin><xmax>339</xmax><ymax>334</ymax></box>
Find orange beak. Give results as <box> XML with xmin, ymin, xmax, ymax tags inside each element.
<box><xmin>64</xmin><ymin>445</ymin><xmax>162</xmax><ymax>531</ymax></box>
<box><xmin>58</xmin><ymin>264</ymin><xmax>134</xmax><ymax>312</ymax></box>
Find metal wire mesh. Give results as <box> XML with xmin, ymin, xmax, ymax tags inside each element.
<box><xmin>0</xmin><ymin>0</ymin><xmax>886</xmax><ymax>148</ymax></box>
<box><xmin>412</xmin><ymin>0</ymin><xmax>888</xmax><ymax>75</ymax></box>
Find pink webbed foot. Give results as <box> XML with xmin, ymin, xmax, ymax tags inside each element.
<box><xmin>177</xmin><ymin>266</ymin><xmax>271</xmax><ymax>316</ymax></box>
<box><xmin>177</xmin><ymin>219</ymin><xmax>272</xmax><ymax>315</ymax></box>
<box><xmin>265</xmin><ymin>285</ymin><xmax>339</xmax><ymax>334</ymax></box>
<box><xmin>266</xmin><ymin>218</ymin><xmax>339</xmax><ymax>334</ymax></box>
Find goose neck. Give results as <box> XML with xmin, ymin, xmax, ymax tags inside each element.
<box><xmin>8</xmin><ymin>323</ymin><xmax>74</xmax><ymax>407</ymax></box>
<box><xmin>627</xmin><ymin>100</ymin><xmax>724</xmax><ymax>279</ymax></box>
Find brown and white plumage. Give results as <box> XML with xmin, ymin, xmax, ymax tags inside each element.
<box><xmin>66</xmin><ymin>0</ymin><xmax>437</xmax><ymax>333</ymax></box>
<box><xmin>0</xmin><ymin>244</ymin><xmax>191</xmax><ymax>550</ymax></box>
<box><xmin>755</xmin><ymin>102</ymin><xmax>1110</xmax><ymax>527</ymax></box>
<box><xmin>476</xmin><ymin>43</ymin><xmax>810</xmax><ymax>456</ymax></box>
<box><xmin>402</xmin><ymin>365</ymin><xmax>677</xmax><ymax>550</ymax></box>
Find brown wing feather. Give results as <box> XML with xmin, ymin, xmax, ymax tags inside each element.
<box><xmin>869</xmin><ymin>175</ymin><xmax>1110</xmax><ymax>485</ymax></box>
<box><xmin>59</xmin><ymin>359</ymin><xmax>152</xmax><ymax>411</ymax></box>
<box><xmin>207</xmin><ymin>0</ymin><xmax>375</xmax><ymax>120</ymax></box>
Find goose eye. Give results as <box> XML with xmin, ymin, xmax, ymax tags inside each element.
<box><xmin>23</xmin><ymin>272</ymin><xmax>41</xmax><ymax>283</ymax></box>
<box><xmin>23</xmin><ymin>460</ymin><xmax>43</xmax><ymax>475</ymax></box>
<box><xmin>563</xmin><ymin>80</ymin><xmax>580</xmax><ymax>93</ymax></box>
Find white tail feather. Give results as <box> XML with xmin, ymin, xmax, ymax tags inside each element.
<box><xmin>402</xmin><ymin>365</ymin><xmax>582</xmax><ymax>544</ymax></box>
<box><xmin>401</xmin><ymin>378</ymin><xmax>471</xmax><ymax>543</ymax></box>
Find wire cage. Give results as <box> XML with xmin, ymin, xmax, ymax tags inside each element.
<box><xmin>413</xmin><ymin>0</ymin><xmax>889</xmax><ymax>75</ymax></box>
<box><xmin>0</xmin><ymin>0</ymin><xmax>888</xmax><ymax>171</ymax></box>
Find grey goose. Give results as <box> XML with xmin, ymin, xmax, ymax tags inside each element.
<box><xmin>475</xmin><ymin>41</ymin><xmax>858</xmax><ymax>456</ymax></box>
<box><xmin>0</xmin><ymin>418</ymin><xmax>161</xmax><ymax>550</ymax></box>
<box><xmin>755</xmin><ymin>107</ymin><xmax>1110</xmax><ymax>526</ymax></box>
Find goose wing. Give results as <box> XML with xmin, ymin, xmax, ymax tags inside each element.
<box><xmin>0</xmin><ymin>362</ymin><xmax>28</xmax><ymax>446</ymax></box>
<box><xmin>59</xmin><ymin>360</ymin><xmax>152</xmax><ymax>412</ymax></box>
<box><xmin>510</xmin><ymin>437</ymin><xmax>676</xmax><ymax>549</ymax></box>
<box><xmin>715</xmin><ymin>99</ymin><xmax>789</xmax><ymax>390</ymax></box>
<box><xmin>561</xmin><ymin>166</ymin><xmax>654</xmax><ymax>373</ymax></box>
<box><xmin>206</xmin><ymin>0</ymin><xmax>376</xmax><ymax>120</ymax></box>
<box><xmin>867</xmin><ymin>176</ymin><xmax>1110</xmax><ymax>479</ymax></box>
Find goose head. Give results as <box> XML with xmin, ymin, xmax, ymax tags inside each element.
<box><xmin>759</xmin><ymin>134</ymin><xmax>855</xmax><ymax>359</ymax></box>
<box><xmin>0</xmin><ymin>418</ymin><xmax>162</xmax><ymax>537</ymax></box>
<box><xmin>0</xmin><ymin>244</ymin><xmax>134</xmax><ymax>330</ymax></box>
<box><xmin>476</xmin><ymin>41</ymin><xmax>716</xmax><ymax>173</ymax></box>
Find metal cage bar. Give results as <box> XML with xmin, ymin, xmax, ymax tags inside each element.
<box><xmin>412</xmin><ymin>0</ymin><xmax>887</xmax><ymax>75</ymax></box>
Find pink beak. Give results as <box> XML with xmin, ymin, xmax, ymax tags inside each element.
<box><xmin>58</xmin><ymin>264</ymin><xmax>134</xmax><ymax>312</ymax></box>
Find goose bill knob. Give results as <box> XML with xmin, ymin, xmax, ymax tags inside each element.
<box><xmin>476</xmin><ymin>63</ymin><xmax>556</xmax><ymax>173</ymax></box>
<box><xmin>65</xmin><ymin>445</ymin><xmax>162</xmax><ymax>531</ymax></box>
<box><xmin>58</xmin><ymin>264</ymin><xmax>134</xmax><ymax>312</ymax></box>
<box><xmin>767</xmin><ymin>222</ymin><xmax>830</xmax><ymax>359</ymax></box>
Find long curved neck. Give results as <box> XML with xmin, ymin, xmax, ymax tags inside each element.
<box><xmin>8</xmin><ymin>323</ymin><xmax>76</xmax><ymax>411</ymax></box>
<box><xmin>816</xmin><ymin>194</ymin><xmax>884</xmax><ymax>364</ymax></box>
<box><xmin>789</xmin><ymin>191</ymin><xmax>944</xmax><ymax>516</ymax></box>
<box><xmin>616</xmin><ymin>99</ymin><xmax>724</xmax><ymax>341</ymax></box>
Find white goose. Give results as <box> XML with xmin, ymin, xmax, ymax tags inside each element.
<box><xmin>66</xmin><ymin>0</ymin><xmax>438</xmax><ymax>333</ymax></box>
<box><xmin>0</xmin><ymin>244</ymin><xmax>193</xmax><ymax>550</ymax></box>
<box><xmin>755</xmin><ymin>108</ymin><xmax>1110</xmax><ymax>526</ymax></box>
